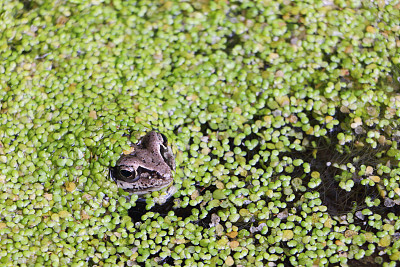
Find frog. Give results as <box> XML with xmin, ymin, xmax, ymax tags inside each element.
<box><xmin>110</xmin><ymin>131</ymin><xmax>176</xmax><ymax>200</ymax></box>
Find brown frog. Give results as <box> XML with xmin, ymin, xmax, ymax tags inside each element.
<box><xmin>110</xmin><ymin>131</ymin><xmax>176</xmax><ymax>197</ymax></box>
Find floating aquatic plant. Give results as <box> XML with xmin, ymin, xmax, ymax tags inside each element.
<box><xmin>1</xmin><ymin>0</ymin><xmax>400</xmax><ymax>266</ymax></box>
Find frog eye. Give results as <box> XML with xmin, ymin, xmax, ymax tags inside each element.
<box><xmin>119</xmin><ymin>169</ymin><xmax>139</xmax><ymax>182</ymax></box>
<box><xmin>120</xmin><ymin>170</ymin><xmax>134</xmax><ymax>177</ymax></box>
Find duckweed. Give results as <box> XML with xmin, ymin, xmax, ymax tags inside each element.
<box><xmin>1</xmin><ymin>0</ymin><xmax>400</xmax><ymax>266</ymax></box>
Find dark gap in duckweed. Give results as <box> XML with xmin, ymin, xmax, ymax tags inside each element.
<box><xmin>87</xmin><ymin>257</ymin><xmax>97</xmax><ymax>267</ymax></box>
<box><xmin>359</xmin><ymin>208</ymin><xmax>400</xmax><ymax>236</ymax></box>
<box><xmin>195</xmin><ymin>207</ymin><xmax>222</xmax><ymax>229</ymax></box>
<box><xmin>224</xmin><ymin>33</ymin><xmax>242</xmax><ymax>55</ymax></box>
<box><xmin>157</xmin><ymin>256</ymin><xmax>174</xmax><ymax>266</ymax></box>
<box><xmin>16</xmin><ymin>0</ymin><xmax>35</xmax><ymax>15</ymax></box>
<box><xmin>199</xmin><ymin>121</ymin><xmax>210</xmax><ymax>137</ymax></box>
<box><xmin>253</xmin><ymin>104</ymin><xmax>400</xmax><ymax>224</ymax></box>
<box><xmin>390</xmin><ymin>59</ymin><xmax>400</xmax><ymax>81</ymax></box>
<box><xmin>260</xmin><ymin>60</ymin><xmax>271</xmax><ymax>71</ymax></box>
<box><xmin>132</xmin><ymin>257</ymin><xmax>174</xmax><ymax>267</ymax></box>
<box><xmin>21</xmin><ymin>0</ymin><xmax>33</xmax><ymax>10</ymax></box>
<box><xmin>128</xmin><ymin>185</ymin><xmax>220</xmax><ymax>223</ymax></box>
<box><xmin>347</xmin><ymin>251</ymin><xmax>390</xmax><ymax>267</ymax></box>
<box><xmin>379</xmin><ymin>62</ymin><xmax>400</xmax><ymax>94</ymax></box>
<box><xmin>128</xmin><ymin>197</ymin><xmax>175</xmax><ymax>221</ymax></box>
<box><xmin>303</xmin><ymin>128</ymin><xmax>394</xmax><ymax>217</ymax></box>
<box><xmin>313</xmin><ymin>143</ymin><xmax>381</xmax><ymax>216</ymax></box>
<box><xmin>238</xmin><ymin>131</ymin><xmax>263</xmax><ymax>159</ymax></box>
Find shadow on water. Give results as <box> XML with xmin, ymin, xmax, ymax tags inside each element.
<box><xmin>128</xmin><ymin>185</ymin><xmax>220</xmax><ymax>224</ymax></box>
<box><xmin>297</xmin><ymin>120</ymin><xmax>399</xmax><ymax>220</ymax></box>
